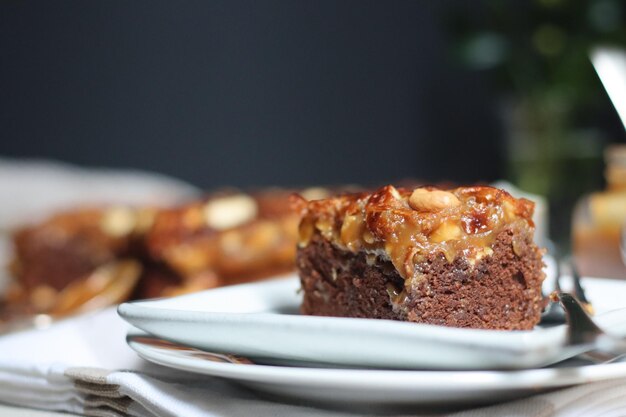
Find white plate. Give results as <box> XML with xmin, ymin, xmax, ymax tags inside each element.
<box><xmin>126</xmin><ymin>329</ymin><xmax>626</xmax><ymax>409</ymax></box>
<box><xmin>118</xmin><ymin>274</ymin><xmax>626</xmax><ymax>370</ymax></box>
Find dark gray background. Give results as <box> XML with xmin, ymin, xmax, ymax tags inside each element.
<box><xmin>1</xmin><ymin>1</ymin><xmax>502</xmax><ymax>188</ymax></box>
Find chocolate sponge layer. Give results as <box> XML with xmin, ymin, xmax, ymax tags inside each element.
<box><xmin>297</xmin><ymin>228</ymin><xmax>545</xmax><ymax>330</ymax></box>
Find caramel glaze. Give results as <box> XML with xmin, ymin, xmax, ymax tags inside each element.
<box><xmin>296</xmin><ymin>185</ymin><xmax>536</xmax><ymax>284</ymax></box>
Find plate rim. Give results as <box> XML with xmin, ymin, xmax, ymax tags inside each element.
<box><xmin>118</xmin><ymin>276</ymin><xmax>561</xmax><ymax>354</ymax></box>
<box><xmin>117</xmin><ymin>273</ymin><xmax>626</xmax><ymax>370</ymax></box>
<box><xmin>127</xmin><ymin>330</ymin><xmax>626</xmax><ymax>392</ymax></box>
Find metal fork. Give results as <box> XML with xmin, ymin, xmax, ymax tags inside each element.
<box><xmin>555</xmin><ymin>292</ymin><xmax>626</xmax><ymax>363</ymax></box>
<box><xmin>541</xmin><ymin>256</ymin><xmax>591</xmax><ymax>324</ymax></box>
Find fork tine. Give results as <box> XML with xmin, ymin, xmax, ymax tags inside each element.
<box><xmin>554</xmin><ymin>293</ymin><xmax>602</xmax><ymax>345</ymax></box>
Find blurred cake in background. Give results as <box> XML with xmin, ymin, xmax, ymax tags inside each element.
<box><xmin>144</xmin><ymin>187</ymin><xmax>360</xmax><ymax>291</ymax></box>
<box><xmin>0</xmin><ymin>159</ymin><xmax>199</xmax><ymax>324</ymax></box>
<box><xmin>145</xmin><ymin>189</ymin><xmax>301</xmax><ymax>290</ymax></box>
<box><xmin>11</xmin><ymin>208</ymin><xmax>152</xmax><ymax>293</ymax></box>
<box><xmin>5</xmin><ymin>207</ymin><xmax>156</xmax><ymax>319</ymax></box>
<box><xmin>1</xmin><ymin>186</ymin><xmax>347</xmax><ymax>322</ymax></box>
<box><xmin>573</xmin><ymin>144</ymin><xmax>626</xmax><ymax>279</ymax></box>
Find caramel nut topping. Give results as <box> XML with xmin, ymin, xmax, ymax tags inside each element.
<box><xmin>297</xmin><ymin>185</ymin><xmax>536</xmax><ymax>282</ymax></box>
<box><xmin>101</xmin><ymin>206</ymin><xmax>137</xmax><ymax>237</ymax></box>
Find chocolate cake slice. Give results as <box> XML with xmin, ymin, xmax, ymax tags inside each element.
<box><xmin>145</xmin><ymin>190</ymin><xmax>301</xmax><ymax>285</ymax></box>
<box><xmin>11</xmin><ymin>208</ymin><xmax>148</xmax><ymax>293</ymax></box>
<box><xmin>295</xmin><ymin>185</ymin><xmax>545</xmax><ymax>330</ymax></box>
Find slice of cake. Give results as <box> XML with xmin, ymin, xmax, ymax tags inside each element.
<box><xmin>7</xmin><ymin>207</ymin><xmax>163</xmax><ymax>316</ymax></box>
<box><xmin>295</xmin><ymin>185</ymin><xmax>545</xmax><ymax>330</ymax></box>
<box><xmin>145</xmin><ymin>190</ymin><xmax>301</xmax><ymax>286</ymax></box>
<box><xmin>3</xmin><ymin>186</ymin><xmax>344</xmax><ymax>321</ymax></box>
<box><xmin>145</xmin><ymin>186</ymin><xmax>359</xmax><ymax>287</ymax></box>
<box><xmin>11</xmin><ymin>208</ymin><xmax>148</xmax><ymax>293</ymax></box>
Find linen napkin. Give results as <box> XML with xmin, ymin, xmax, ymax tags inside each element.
<box><xmin>1</xmin><ymin>306</ymin><xmax>626</xmax><ymax>417</ymax></box>
<box><xmin>0</xmin><ymin>157</ymin><xmax>199</xmax><ymax>292</ymax></box>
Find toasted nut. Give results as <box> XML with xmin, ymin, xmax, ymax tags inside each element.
<box><xmin>340</xmin><ymin>214</ymin><xmax>365</xmax><ymax>249</ymax></box>
<box><xmin>300</xmin><ymin>187</ymin><xmax>330</xmax><ymax>201</ymax></box>
<box><xmin>409</xmin><ymin>188</ymin><xmax>460</xmax><ymax>212</ymax></box>
<box><xmin>512</xmin><ymin>236</ymin><xmax>525</xmax><ymax>257</ymax></box>
<box><xmin>430</xmin><ymin>221</ymin><xmax>462</xmax><ymax>243</ymax></box>
<box><xmin>101</xmin><ymin>206</ymin><xmax>136</xmax><ymax>237</ymax></box>
<box><xmin>203</xmin><ymin>194</ymin><xmax>258</xmax><ymax>230</ymax></box>
<box><xmin>315</xmin><ymin>217</ymin><xmax>336</xmax><ymax>241</ymax></box>
<box><xmin>362</xmin><ymin>229</ymin><xmax>375</xmax><ymax>244</ymax></box>
<box><xmin>298</xmin><ymin>219</ymin><xmax>315</xmax><ymax>247</ymax></box>
<box><xmin>389</xmin><ymin>186</ymin><xmax>402</xmax><ymax>200</ymax></box>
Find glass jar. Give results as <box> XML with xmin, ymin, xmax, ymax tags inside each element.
<box><xmin>572</xmin><ymin>144</ymin><xmax>626</xmax><ymax>279</ymax></box>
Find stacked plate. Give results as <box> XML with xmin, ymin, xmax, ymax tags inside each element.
<box><xmin>118</xmin><ymin>271</ymin><xmax>626</xmax><ymax>409</ymax></box>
